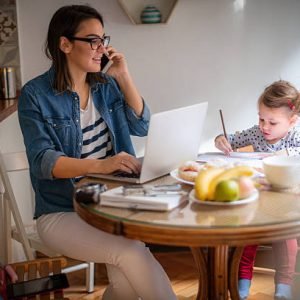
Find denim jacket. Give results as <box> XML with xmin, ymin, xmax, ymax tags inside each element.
<box><xmin>18</xmin><ymin>68</ymin><xmax>150</xmax><ymax>218</ymax></box>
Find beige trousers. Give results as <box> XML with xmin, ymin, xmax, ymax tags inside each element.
<box><xmin>37</xmin><ymin>212</ymin><xmax>177</xmax><ymax>300</ymax></box>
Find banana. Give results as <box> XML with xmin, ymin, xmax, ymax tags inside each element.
<box><xmin>207</xmin><ymin>166</ymin><xmax>254</xmax><ymax>200</ymax></box>
<box><xmin>195</xmin><ymin>167</ymin><xmax>224</xmax><ymax>200</ymax></box>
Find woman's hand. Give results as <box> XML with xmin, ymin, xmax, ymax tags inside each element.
<box><xmin>215</xmin><ymin>135</ymin><xmax>233</xmax><ymax>155</ymax></box>
<box><xmin>104</xmin><ymin>45</ymin><xmax>144</xmax><ymax>117</ymax></box>
<box><xmin>105</xmin><ymin>46</ymin><xmax>129</xmax><ymax>78</ymax></box>
<box><xmin>91</xmin><ymin>152</ymin><xmax>142</xmax><ymax>175</ymax></box>
<box><xmin>52</xmin><ymin>152</ymin><xmax>141</xmax><ymax>179</ymax></box>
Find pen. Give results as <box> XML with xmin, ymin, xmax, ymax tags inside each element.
<box><xmin>219</xmin><ymin>109</ymin><xmax>228</xmax><ymax>140</ymax></box>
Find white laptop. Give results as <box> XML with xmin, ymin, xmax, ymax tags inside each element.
<box><xmin>87</xmin><ymin>102</ymin><xmax>208</xmax><ymax>183</ymax></box>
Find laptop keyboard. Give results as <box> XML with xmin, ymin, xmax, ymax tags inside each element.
<box><xmin>113</xmin><ymin>172</ymin><xmax>140</xmax><ymax>179</ymax></box>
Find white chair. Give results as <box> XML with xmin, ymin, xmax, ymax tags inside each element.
<box><xmin>0</xmin><ymin>150</ymin><xmax>94</xmax><ymax>293</ymax></box>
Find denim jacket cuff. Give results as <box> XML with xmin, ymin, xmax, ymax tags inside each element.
<box><xmin>126</xmin><ymin>98</ymin><xmax>150</xmax><ymax>122</ymax></box>
<box><xmin>41</xmin><ymin>150</ymin><xmax>66</xmax><ymax>179</ymax></box>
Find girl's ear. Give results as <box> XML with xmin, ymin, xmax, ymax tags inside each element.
<box><xmin>290</xmin><ymin>114</ymin><xmax>298</xmax><ymax>127</ymax></box>
<box><xmin>59</xmin><ymin>36</ymin><xmax>72</xmax><ymax>53</ymax></box>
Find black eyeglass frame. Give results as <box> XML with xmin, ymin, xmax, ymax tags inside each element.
<box><xmin>67</xmin><ymin>36</ymin><xmax>110</xmax><ymax>50</ymax></box>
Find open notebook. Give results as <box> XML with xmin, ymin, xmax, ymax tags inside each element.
<box><xmin>197</xmin><ymin>151</ymin><xmax>272</xmax><ymax>170</ymax></box>
<box><xmin>88</xmin><ymin>102</ymin><xmax>208</xmax><ymax>183</ymax></box>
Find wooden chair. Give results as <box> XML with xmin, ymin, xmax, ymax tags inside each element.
<box><xmin>7</xmin><ymin>256</ymin><xmax>69</xmax><ymax>299</ymax></box>
<box><xmin>0</xmin><ymin>150</ymin><xmax>94</xmax><ymax>293</ymax></box>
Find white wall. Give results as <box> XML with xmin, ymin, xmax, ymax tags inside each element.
<box><xmin>16</xmin><ymin>0</ymin><xmax>300</xmax><ymax>152</ymax></box>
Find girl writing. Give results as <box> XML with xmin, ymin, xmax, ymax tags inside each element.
<box><xmin>215</xmin><ymin>80</ymin><xmax>300</xmax><ymax>300</ymax></box>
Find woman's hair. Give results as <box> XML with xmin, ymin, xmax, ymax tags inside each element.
<box><xmin>258</xmin><ymin>80</ymin><xmax>300</xmax><ymax>114</ymax></box>
<box><xmin>45</xmin><ymin>5</ymin><xmax>105</xmax><ymax>92</ymax></box>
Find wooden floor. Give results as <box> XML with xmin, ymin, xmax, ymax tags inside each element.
<box><xmin>63</xmin><ymin>249</ymin><xmax>300</xmax><ymax>300</ymax></box>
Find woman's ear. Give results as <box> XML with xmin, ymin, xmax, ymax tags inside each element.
<box><xmin>59</xmin><ymin>36</ymin><xmax>72</xmax><ymax>53</ymax></box>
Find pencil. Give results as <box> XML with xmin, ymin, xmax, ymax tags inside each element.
<box><xmin>219</xmin><ymin>109</ymin><xmax>228</xmax><ymax>140</ymax></box>
<box><xmin>286</xmin><ymin>148</ymin><xmax>289</xmax><ymax>156</ymax></box>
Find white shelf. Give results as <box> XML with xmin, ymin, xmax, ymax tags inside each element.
<box><xmin>118</xmin><ymin>0</ymin><xmax>178</xmax><ymax>25</ymax></box>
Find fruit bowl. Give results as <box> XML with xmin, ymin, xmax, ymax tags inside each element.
<box><xmin>194</xmin><ymin>165</ymin><xmax>256</xmax><ymax>201</ymax></box>
<box><xmin>189</xmin><ymin>189</ymin><xmax>258</xmax><ymax>206</ymax></box>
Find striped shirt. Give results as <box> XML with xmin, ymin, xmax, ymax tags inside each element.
<box><xmin>80</xmin><ymin>91</ymin><xmax>113</xmax><ymax>159</ymax></box>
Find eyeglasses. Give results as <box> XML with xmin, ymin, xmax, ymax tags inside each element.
<box><xmin>68</xmin><ymin>35</ymin><xmax>110</xmax><ymax>50</ymax></box>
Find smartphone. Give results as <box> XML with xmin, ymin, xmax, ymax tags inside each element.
<box><xmin>6</xmin><ymin>273</ymin><xmax>69</xmax><ymax>298</ymax></box>
<box><xmin>100</xmin><ymin>53</ymin><xmax>112</xmax><ymax>73</ymax></box>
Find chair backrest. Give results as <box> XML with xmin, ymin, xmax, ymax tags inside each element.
<box><xmin>8</xmin><ymin>257</ymin><xmax>69</xmax><ymax>300</ymax></box>
<box><xmin>0</xmin><ymin>151</ymin><xmax>34</xmax><ymax>262</ymax></box>
<box><xmin>0</xmin><ymin>150</ymin><xmax>95</xmax><ymax>293</ymax></box>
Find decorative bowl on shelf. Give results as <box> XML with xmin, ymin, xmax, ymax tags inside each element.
<box><xmin>140</xmin><ymin>5</ymin><xmax>161</xmax><ymax>24</ymax></box>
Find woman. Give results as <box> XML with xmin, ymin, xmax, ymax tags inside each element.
<box><xmin>18</xmin><ymin>5</ymin><xmax>176</xmax><ymax>300</ymax></box>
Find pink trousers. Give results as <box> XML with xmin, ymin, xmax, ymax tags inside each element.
<box><xmin>239</xmin><ymin>239</ymin><xmax>298</xmax><ymax>285</ymax></box>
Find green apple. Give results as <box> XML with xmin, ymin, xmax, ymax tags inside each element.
<box><xmin>214</xmin><ymin>179</ymin><xmax>239</xmax><ymax>202</ymax></box>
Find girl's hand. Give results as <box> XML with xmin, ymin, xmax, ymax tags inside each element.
<box><xmin>215</xmin><ymin>135</ymin><xmax>233</xmax><ymax>155</ymax></box>
<box><xmin>92</xmin><ymin>152</ymin><xmax>142</xmax><ymax>175</ymax></box>
<box><xmin>105</xmin><ymin>46</ymin><xmax>129</xmax><ymax>78</ymax></box>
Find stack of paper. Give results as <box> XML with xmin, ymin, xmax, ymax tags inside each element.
<box><xmin>100</xmin><ymin>186</ymin><xmax>186</xmax><ymax>211</ymax></box>
<box><xmin>197</xmin><ymin>152</ymin><xmax>270</xmax><ymax>169</ymax></box>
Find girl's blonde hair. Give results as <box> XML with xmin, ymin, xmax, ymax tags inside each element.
<box><xmin>258</xmin><ymin>80</ymin><xmax>300</xmax><ymax>114</ymax></box>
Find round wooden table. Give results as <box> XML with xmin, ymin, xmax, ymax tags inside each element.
<box><xmin>74</xmin><ymin>176</ymin><xmax>300</xmax><ymax>300</ymax></box>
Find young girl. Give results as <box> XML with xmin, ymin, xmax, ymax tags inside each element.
<box><xmin>18</xmin><ymin>5</ymin><xmax>176</xmax><ymax>300</ymax></box>
<box><xmin>215</xmin><ymin>80</ymin><xmax>300</xmax><ymax>300</ymax></box>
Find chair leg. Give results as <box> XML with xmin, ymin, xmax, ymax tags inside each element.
<box><xmin>61</xmin><ymin>261</ymin><xmax>95</xmax><ymax>293</ymax></box>
<box><xmin>86</xmin><ymin>262</ymin><xmax>95</xmax><ymax>293</ymax></box>
<box><xmin>0</xmin><ymin>191</ymin><xmax>6</xmax><ymax>263</ymax></box>
<box><xmin>3</xmin><ymin>197</ymin><xmax>12</xmax><ymax>263</ymax></box>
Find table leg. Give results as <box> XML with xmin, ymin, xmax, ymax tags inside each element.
<box><xmin>191</xmin><ymin>245</ymin><xmax>235</xmax><ymax>300</ymax></box>
<box><xmin>228</xmin><ymin>247</ymin><xmax>244</xmax><ymax>300</ymax></box>
<box><xmin>207</xmin><ymin>245</ymin><xmax>229</xmax><ymax>300</ymax></box>
<box><xmin>190</xmin><ymin>247</ymin><xmax>208</xmax><ymax>300</ymax></box>
<box><xmin>190</xmin><ymin>246</ymin><xmax>244</xmax><ymax>300</ymax></box>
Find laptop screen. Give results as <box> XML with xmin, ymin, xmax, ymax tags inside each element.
<box><xmin>87</xmin><ymin>102</ymin><xmax>208</xmax><ymax>183</ymax></box>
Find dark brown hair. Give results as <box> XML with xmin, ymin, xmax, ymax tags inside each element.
<box><xmin>45</xmin><ymin>5</ymin><xmax>105</xmax><ymax>92</ymax></box>
<box><xmin>258</xmin><ymin>80</ymin><xmax>300</xmax><ymax>114</ymax></box>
